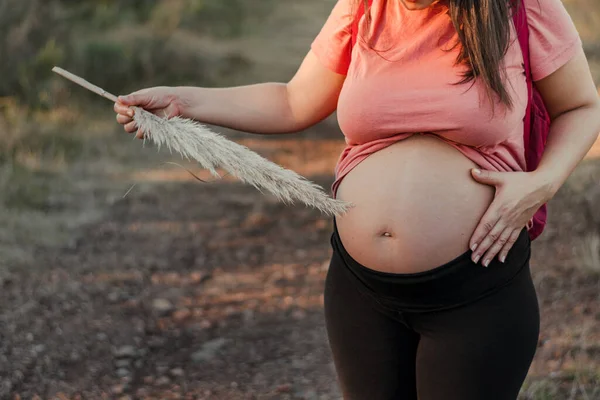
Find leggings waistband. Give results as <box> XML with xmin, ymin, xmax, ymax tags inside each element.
<box><xmin>330</xmin><ymin>218</ymin><xmax>532</xmax><ymax>312</ymax></box>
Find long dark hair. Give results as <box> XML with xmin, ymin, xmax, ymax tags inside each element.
<box><xmin>358</xmin><ymin>0</ymin><xmax>518</xmax><ymax>108</ymax></box>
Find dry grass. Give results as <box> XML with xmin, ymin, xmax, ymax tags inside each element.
<box><xmin>574</xmin><ymin>233</ymin><xmax>600</xmax><ymax>274</ymax></box>
<box><xmin>134</xmin><ymin>108</ymin><xmax>351</xmax><ymax>216</ymax></box>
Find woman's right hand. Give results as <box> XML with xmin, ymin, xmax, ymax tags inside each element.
<box><xmin>114</xmin><ymin>87</ymin><xmax>186</xmax><ymax>139</ymax></box>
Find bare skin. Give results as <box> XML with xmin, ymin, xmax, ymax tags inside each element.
<box><xmin>335</xmin><ymin>133</ymin><xmax>495</xmax><ymax>273</ymax></box>
<box><xmin>115</xmin><ymin>3</ymin><xmax>600</xmax><ymax>274</ymax></box>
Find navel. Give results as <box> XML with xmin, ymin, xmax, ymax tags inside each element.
<box><xmin>381</xmin><ymin>232</ymin><xmax>393</xmax><ymax>238</ymax></box>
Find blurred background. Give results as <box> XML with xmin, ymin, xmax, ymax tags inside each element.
<box><xmin>0</xmin><ymin>0</ymin><xmax>599</xmax><ymax>398</ymax></box>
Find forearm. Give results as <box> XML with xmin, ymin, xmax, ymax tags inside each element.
<box><xmin>177</xmin><ymin>83</ymin><xmax>304</xmax><ymax>134</ymax></box>
<box><xmin>533</xmin><ymin>102</ymin><xmax>600</xmax><ymax>197</ymax></box>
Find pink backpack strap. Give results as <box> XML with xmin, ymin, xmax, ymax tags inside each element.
<box><xmin>512</xmin><ymin>0</ymin><xmax>534</xmax><ymax>160</ymax></box>
<box><xmin>512</xmin><ymin>0</ymin><xmax>550</xmax><ymax>240</ymax></box>
<box><xmin>349</xmin><ymin>0</ymin><xmax>549</xmax><ymax>240</ymax></box>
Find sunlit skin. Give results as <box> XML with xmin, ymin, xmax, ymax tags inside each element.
<box><xmin>115</xmin><ymin>1</ymin><xmax>600</xmax><ymax>274</ymax></box>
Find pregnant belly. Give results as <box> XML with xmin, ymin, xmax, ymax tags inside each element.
<box><xmin>335</xmin><ymin>133</ymin><xmax>495</xmax><ymax>274</ymax></box>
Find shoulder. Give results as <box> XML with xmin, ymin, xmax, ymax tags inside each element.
<box><xmin>521</xmin><ymin>0</ymin><xmax>582</xmax><ymax>81</ymax></box>
<box><xmin>522</xmin><ymin>0</ymin><xmax>577</xmax><ymax>30</ymax></box>
<box><xmin>310</xmin><ymin>0</ymin><xmax>356</xmax><ymax>75</ymax></box>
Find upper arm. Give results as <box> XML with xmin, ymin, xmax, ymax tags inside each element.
<box><xmin>285</xmin><ymin>0</ymin><xmax>353</xmax><ymax>129</ymax></box>
<box><xmin>524</xmin><ymin>0</ymin><xmax>599</xmax><ymax>118</ymax></box>
<box><xmin>535</xmin><ymin>48</ymin><xmax>599</xmax><ymax>120</ymax></box>
<box><xmin>286</xmin><ymin>50</ymin><xmax>346</xmax><ymax>129</ymax></box>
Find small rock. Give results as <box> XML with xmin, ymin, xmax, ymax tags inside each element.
<box><xmin>243</xmin><ymin>309</ymin><xmax>255</xmax><ymax>322</ymax></box>
<box><xmin>147</xmin><ymin>336</ymin><xmax>165</xmax><ymax>349</ymax></box>
<box><xmin>155</xmin><ymin>376</ymin><xmax>171</xmax><ymax>386</ymax></box>
<box><xmin>143</xmin><ymin>376</ymin><xmax>154</xmax><ymax>384</ymax></box>
<box><xmin>108</xmin><ymin>292</ymin><xmax>120</xmax><ymax>303</ymax></box>
<box><xmin>115</xmin><ymin>368</ymin><xmax>130</xmax><ymax>378</ymax></box>
<box><xmin>191</xmin><ymin>338</ymin><xmax>228</xmax><ymax>363</ymax></box>
<box><xmin>198</xmin><ymin>320</ymin><xmax>212</xmax><ymax>329</ymax></box>
<box><xmin>13</xmin><ymin>370</ymin><xmax>24</xmax><ymax>382</ymax></box>
<box><xmin>189</xmin><ymin>272</ymin><xmax>205</xmax><ymax>284</ymax></box>
<box><xmin>134</xmin><ymin>360</ymin><xmax>144</xmax><ymax>368</ymax></box>
<box><xmin>70</xmin><ymin>351</ymin><xmax>81</xmax><ymax>362</ymax></box>
<box><xmin>114</xmin><ymin>346</ymin><xmax>137</xmax><ymax>359</ymax></box>
<box><xmin>114</xmin><ymin>359</ymin><xmax>131</xmax><ymax>368</ymax></box>
<box><xmin>33</xmin><ymin>344</ymin><xmax>46</xmax><ymax>354</ymax></box>
<box><xmin>170</xmin><ymin>368</ymin><xmax>184</xmax><ymax>377</ymax></box>
<box><xmin>152</xmin><ymin>298</ymin><xmax>174</xmax><ymax>315</ymax></box>
<box><xmin>96</xmin><ymin>333</ymin><xmax>108</xmax><ymax>341</ymax></box>
<box><xmin>2</xmin><ymin>380</ymin><xmax>12</xmax><ymax>392</ymax></box>
<box><xmin>292</xmin><ymin>309</ymin><xmax>306</xmax><ymax>320</ymax></box>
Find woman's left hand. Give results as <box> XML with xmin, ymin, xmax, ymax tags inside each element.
<box><xmin>468</xmin><ymin>168</ymin><xmax>556</xmax><ymax>267</ymax></box>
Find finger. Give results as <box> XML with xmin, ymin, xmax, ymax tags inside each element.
<box><xmin>116</xmin><ymin>114</ymin><xmax>133</xmax><ymax>125</ymax></box>
<box><xmin>118</xmin><ymin>90</ymin><xmax>151</xmax><ymax>107</ymax></box>
<box><xmin>113</xmin><ymin>103</ymin><xmax>135</xmax><ymax>117</ymax></box>
<box><xmin>469</xmin><ymin>209</ymin><xmax>502</xmax><ymax>253</ymax></box>
<box><xmin>124</xmin><ymin>121</ymin><xmax>138</xmax><ymax>133</ymax></box>
<box><xmin>135</xmin><ymin>129</ymin><xmax>145</xmax><ymax>140</ymax></box>
<box><xmin>498</xmin><ymin>229</ymin><xmax>522</xmax><ymax>263</ymax></box>
<box><xmin>480</xmin><ymin>227</ymin><xmax>513</xmax><ymax>267</ymax></box>
<box><xmin>471</xmin><ymin>217</ymin><xmax>504</xmax><ymax>265</ymax></box>
<box><xmin>164</xmin><ymin>106</ymin><xmax>179</xmax><ymax>119</ymax></box>
<box><xmin>471</xmin><ymin>169</ymin><xmax>504</xmax><ymax>186</ymax></box>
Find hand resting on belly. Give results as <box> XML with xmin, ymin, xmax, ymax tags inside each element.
<box><xmin>335</xmin><ymin>133</ymin><xmax>495</xmax><ymax>274</ymax></box>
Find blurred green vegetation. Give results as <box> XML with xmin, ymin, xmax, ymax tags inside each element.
<box><xmin>0</xmin><ymin>0</ymin><xmax>598</xmax><ymax>212</ymax></box>
<box><xmin>0</xmin><ymin>0</ymin><xmax>272</xmax><ymax>109</ymax></box>
<box><xmin>0</xmin><ymin>0</ymin><xmax>274</xmax><ymax>210</ymax></box>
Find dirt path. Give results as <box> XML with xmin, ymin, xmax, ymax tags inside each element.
<box><xmin>1</xmin><ymin>173</ymin><xmax>343</xmax><ymax>399</ymax></box>
<box><xmin>2</xmin><ymin>132</ymin><xmax>600</xmax><ymax>398</ymax></box>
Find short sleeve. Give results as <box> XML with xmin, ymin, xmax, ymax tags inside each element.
<box><xmin>310</xmin><ymin>0</ymin><xmax>353</xmax><ymax>75</ymax></box>
<box><xmin>525</xmin><ymin>0</ymin><xmax>583</xmax><ymax>81</ymax></box>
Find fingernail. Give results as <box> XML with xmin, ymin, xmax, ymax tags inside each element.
<box><xmin>471</xmin><ymin>243</ymin><xmax>478</xmax><ymax>251</ymax></box>
<box><xmin>128</xmin><ymin>110</ymin><xmax>134</xmax><ymax>117</ymax></box>
<box><xmin>483</xmin><ymin>259</ymin><xmax>490</xmax><ymax>267</ymax></box>
<box><xmin>473</xmin><ymin>254</ymin><xmax>480</xmax><ymax>264</ymax></box>
<box><xmin>500</xmin><ymin>255</ymin><xmax>506</xmax><ymax>263</ymax></box>
<box><xmin>473</xmin><ymin>169</ymin><xmax>481</xmax><ymax>175</ymax></box>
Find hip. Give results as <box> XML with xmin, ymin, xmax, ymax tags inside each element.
<box><xmin>328</xmin><ymin>217</ymin><xmax>533</xmax><ymax>313</ymax></box>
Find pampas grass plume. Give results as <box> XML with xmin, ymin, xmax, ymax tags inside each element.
<box><xmin>52</xmin><ymin>67</ymin><xmax>353</xmax><ymax>216</ymax></box>
<box><xmin>133</xmin><ymin>107</ymin><xmax>352</xmax><ymax>216</ymax></box>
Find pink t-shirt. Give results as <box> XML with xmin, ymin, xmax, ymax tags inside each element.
<box><xmin>311</xmin><ymin>0</ymin><xmax>582</xmax><ymax>202</ymax></box>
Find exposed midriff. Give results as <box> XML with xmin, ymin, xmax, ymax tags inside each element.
<box><xmin>335</xmin><ymin>133</ymin><xmax>495</xmax><ymax>273</ymax></box>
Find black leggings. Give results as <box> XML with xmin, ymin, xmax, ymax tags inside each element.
<box><xmin>324</xmin><ymin>219</ymin><xmax>540</xmax><ymax>400</ymax></box>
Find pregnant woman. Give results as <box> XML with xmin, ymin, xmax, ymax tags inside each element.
<box><xmin>114</xmin><ymin>0</ymin><xmax>600</xmax><ymax>398</ymax></box>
